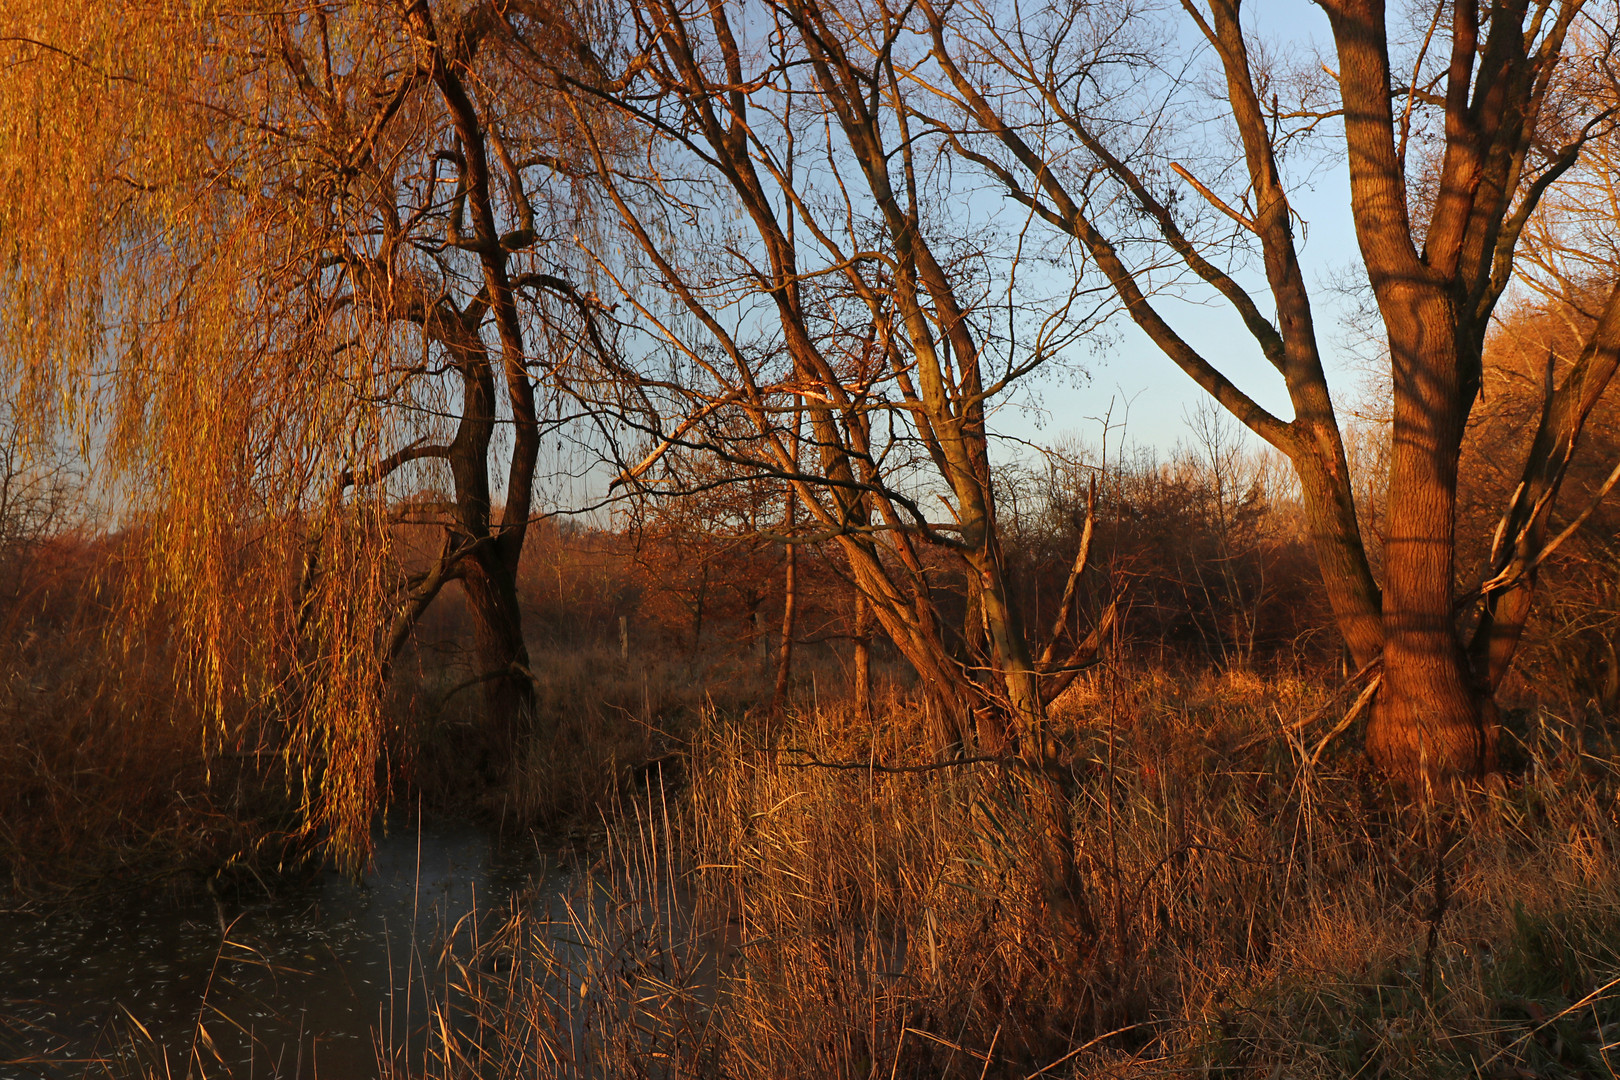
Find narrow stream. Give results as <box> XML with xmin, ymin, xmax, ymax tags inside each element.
<box><xmin>0</xmin><ymin>819</ymin><xmax>560</xmax><ymax>1079</ymax></box>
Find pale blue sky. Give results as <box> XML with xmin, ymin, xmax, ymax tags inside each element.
<box><xmin>995</xmin><ymin>0</ymin><xmax>1373</xmax><ymax>461</ymax></box>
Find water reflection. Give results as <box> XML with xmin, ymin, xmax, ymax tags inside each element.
<box><xmin>0</xmin><ymin>819</ymin><xmax>556</xmax><ymax>1079</ymax></box>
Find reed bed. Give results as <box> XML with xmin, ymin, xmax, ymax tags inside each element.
<box><xmin>411</xmin><ymin>669</ymin><xmax>1620</xmax><ymax>1079</ymax></box>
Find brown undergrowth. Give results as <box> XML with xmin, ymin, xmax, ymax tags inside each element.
<box><xmin>386</xmin><ymin>643</ymin><xmax>861</xmax><ymax>829</ymax></box>
<box><xmin>0</xmin><ymin>540</ymin><xmax>302</xmax><ymax>904</ymax></box>
<box><xmin>411</xmin><ymin>670</ymin><xmax>1620</xmax><ymax>1079</ymax></box>
<box><xmin>0</xmin><ymin>523</ymin><xmax>823</xmax><ymax>898</ymax></box>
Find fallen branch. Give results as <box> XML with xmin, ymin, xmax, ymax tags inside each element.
<box><xmin>1307</xmin><ymin>673</ymin><xmax>1382</xmax><ymax>769</ymax></box>
<box><xmin>777</xmin><ymin>747</ymin><xmax>1035</xmax><ymax>776</ymax></box>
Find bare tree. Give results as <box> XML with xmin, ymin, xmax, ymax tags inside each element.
<box><xmin>532</xmin><ymin>0</ymin><xmax>1116</xmax><ymax>910</ymax></box>
<box><xmin>905</xmin><ymin>0</ymin><xmax>1620</xmax><ymax>786</ymax></box>
<box><xmin>552</xmin><ymin>0</ymin><xmax>1113</xmax><ymax>743</ymax></box>
<box><xmin>0</xmin><ymin>411</ymin><xmax>77</xmax><ymax>560</ymax></box>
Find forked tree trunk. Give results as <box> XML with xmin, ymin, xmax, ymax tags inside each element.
<box><xmin>1320</xmin><ymin>0</ymin><xmax>1508</xmax><ymax>788</ymax></box>
<box><xmin>416</xmin><ymin>2</ymin><xmax>546</xmax><ymax>781</ymax></box>
<box><xmin>910</xmin><ymin>0</ymin><xmax>1610</xmax><ymax>793</ymax></box>
<box><xmin>576</xmin><ymin>0</ymin><xmax>1088</xmax><ymax>918</ymax></box>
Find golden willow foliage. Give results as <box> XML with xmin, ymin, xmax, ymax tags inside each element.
<box><xmin>0</xmin><ymin>1</ymin><xmax>500</xmax><ymax>866</ymax></box>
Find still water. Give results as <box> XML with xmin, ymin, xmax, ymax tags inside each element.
<box><xmin>0</xmin><ymin>820</ymin><xmax>557</xmax><ymax>1079</ymax></box>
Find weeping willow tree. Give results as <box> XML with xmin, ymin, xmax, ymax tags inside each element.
<box><xmin>0</xmin><ymin>0</ymin><xmax>618</xmax><ymax>863</ymax></box>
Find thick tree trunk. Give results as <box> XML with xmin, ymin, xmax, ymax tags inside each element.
<box><xmin>1320</xmin><ymin>0</ymin><xmax>1512</xmax><ymax>786</ymax></box>
<box><xmin>1369</xmin><ymin>638</ymin><xmax>1492</xmax><ymax>788</ymax></box>
<box><xmin>1365</xmin><ymin>296</ymin><xmax>1495</xmax><ymax>785</ymax></box>
<box><xmin>460</xmin><ymin>550</ymin><xmax>535</xmax><ymax>772</ymax></box>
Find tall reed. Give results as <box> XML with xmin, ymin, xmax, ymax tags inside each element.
<box><xmin>416</xmin><ymin>670</ymin><xmax>1620</xmax><ymax>1078</ymax></box>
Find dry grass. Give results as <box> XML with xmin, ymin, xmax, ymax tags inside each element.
<box><xmin>0</xmin><ymin>545</ymin><xmax>301</xmax><ymax>903</ymax></box>
<box><xmin>409</xmin><ymin>669</ymin><xmax>1620</xmax><ymax>1078</ymax></box>
<box><xmin>15</xmin><ymin>664</ymin><xmax>1618</xmax><ymax>1078</ymax></box>
<box><xmin>6</xmin><ymin>542</ymin><xmax>1616</xmax><ymax>1078</ymax></box>
<box><xmin>388</xmin><ymin>640</ymin><xmax>864</xmax><ymax>830</ymax></box>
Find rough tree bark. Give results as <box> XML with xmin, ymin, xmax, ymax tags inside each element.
<box><xmin>411</xmin><ymin>1</ymin><xmax>541</xmax><ymax>742</ymax></box>
<box><xmin>1318</xmin><ymin>0</ymin><xmax>1610</xmax><ymax>782</ymax></box>
<box><xmin>922</xmin><ymin>0</ymin><xmax>1618</xmax><ymax>788</ymax></box>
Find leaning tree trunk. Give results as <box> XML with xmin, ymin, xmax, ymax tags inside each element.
<box><xmin>1289</xmin><ymin>423</ymin><xmax>1386</xmax><ymax>667</ymax></box>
